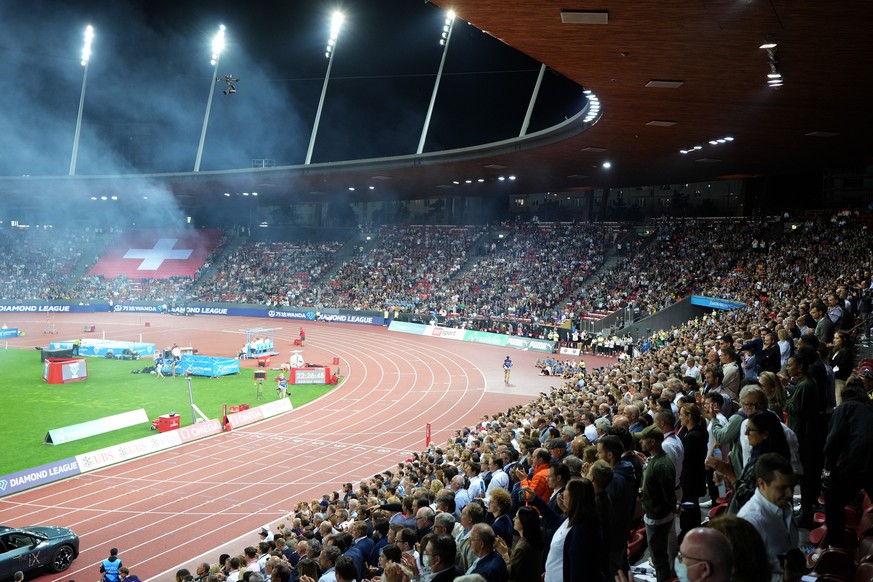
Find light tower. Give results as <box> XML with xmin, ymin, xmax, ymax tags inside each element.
<box><xmin>305</xmin><ymin>11</ymin><xmax>344</xmax><ymax>165</ymax></box>
<box><xmin>69</xmin><ymin>24</ymin><xmax>94</xmax><ymax>176</ymax></box>
<box><xmin>194</xmin><ymin>24</ymin><xmax>226</xmax><ymax>172</ymax></box>
<box><xmin>417</xmin><ymin>10</ymin><xmax>455</xmax><ymax>154</ymax></box>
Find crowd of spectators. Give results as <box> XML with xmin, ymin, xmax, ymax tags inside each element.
<box><xmin>413</xmin><ymin>222</ymin><xmax>609</xmax><ymax>325</ymax></box>
<box><xmin>192</xmin><ymin>240</ymin><xmax>343</xmax><ymax>305</ymax></box>
<box><xmin>166</xmin><ymin>211</ymin><xmax>873</xmax><ymax>582</ymax></box>
<box><xmin>0</xmin><ymin>227</ymin><xmax>101</xmax><ymax>300</ymax></box>
<box><xmin>309</xmin><ymin>225</ymin><xmax>482</xmax><ymax>311</ymax></box>
<box><xmin>0</xmin><ymin>219</ymin><xmax>764</xmax><ymax>337</ymax></box>
<box><xmin>573</xmin><ymin>217</ymin><xmax>770</xmax><ymax>321</ymax></box>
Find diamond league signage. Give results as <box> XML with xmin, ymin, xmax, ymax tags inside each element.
<box><xmin>0</xmin><ymin>302</ymin><xmax>384</xmax><ymax>325</ymax></box>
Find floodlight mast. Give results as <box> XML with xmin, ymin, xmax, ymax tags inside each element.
<box><xmin>69</xmin><ymin>25</ymin><xmax>94</xmax><ymax>176</ymax></box>
<box><xmin>305</xmin><ymin>11</ymin><xmax>344</xmax><ymax>165</ymax></box>
<box><xmin>194</xmin><ymin>24</ymin><xmax>225</xmax><ymax>172</ymax></box>
<box><xmin>417</xmin><ymin>10</ymin><xmax>455</xmax><ymax>155</ymax></box>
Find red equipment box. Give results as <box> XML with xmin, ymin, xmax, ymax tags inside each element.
<box><xmin>43</xmin><ymin>357</ymin><xmax>88</xmax><ymax>384</ymax></box>
<box><xmin>157</xmin><ymin>414</ymin><xmax>180</xmax><ymax>433</ymax></box>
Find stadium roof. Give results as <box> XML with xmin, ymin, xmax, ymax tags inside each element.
<box><xmin>2</xmin><ymin>0</ymin><xmax>871</xmax><ymax>209</ymax></box>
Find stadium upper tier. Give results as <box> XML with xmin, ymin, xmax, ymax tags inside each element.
<box><xmin>2</xmin><ymin>214</ymin><xmax>871</xmax><ymax>332</ymax></box>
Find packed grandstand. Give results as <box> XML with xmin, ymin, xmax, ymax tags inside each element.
<box><xmin>2</xmin><ymin>210</ymin><xmax>873</xmax><ymax>582</ymax></box>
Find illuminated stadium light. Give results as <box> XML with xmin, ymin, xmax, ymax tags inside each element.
<box><xmin>195</xmin><ymin>24</ymin><xmax>228</xmax><ymax>172</ymax></box>
<box><xmin>682</xmin><ymin>136</ymin><xmax>734</xmax><ymax>155</ymax></box>
<box><xmin>69</xmin><ymin>24</ymin><xmax>95</xmax><ymax>176</ymax></box>
<box><xmin>211</xmin><ymin>25</ymin><xmax>226</xmax><ymax>66</ymax></box>
<box><xmin>417</xmin><ymin>9</ymin><xmax>456</xmax><ymax>154</ymax></box>
<box><xmin>327</xmin><ymin>11</ymin><xmax>344</xmax><ymax>55</ymax></box>
<box><xmin>602</xmin><ymin>161</ymin><xmax>612</xmax><ymax>169</ymax></box>
<box><xmin>306</xmin><ymin>11</ymin><xmax>344</xmax><ymax>164</ymax></box>
<box><xmin>81</xmin><ymin>25</ymin><xmax>94</xmax><ymax>66</ymax></box>
<box><xmin>508</xmin><ymin>176</ymin><xmax>516</xmax><ymax>180</ymax></box>
<box><xmin>583</xmin><ymin>90</ymin><xmax>602</xmax><ymax>123</ymax></box>
<box><xmin>763</xmin><ymin>44</ymin><xmax>784</xmax><ymax>88</ymax></box>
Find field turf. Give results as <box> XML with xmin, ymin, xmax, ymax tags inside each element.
<box><xmin>0</xmin><ymin>349</ymin><xmax>335</xmax><ymax>475</ymax></box>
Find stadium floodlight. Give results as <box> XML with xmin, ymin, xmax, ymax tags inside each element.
<box><xmin>194</xmin><ymin>24</ymin><xmax>226</xmax><ymax>172</ymax></box>
<box><xmin>417</xmin><ymin>10</ymin><xmax>456</xmax><ymax>154</ymax></box>
<box><xmin>69</xmin><ymin>25</ymin><xmax>94</xmax><ymax>176</ymax></box>
<box><xmin>306</xmin><ymin>11</ymin><xmax>344</xmax><ymax>165</ymax></box>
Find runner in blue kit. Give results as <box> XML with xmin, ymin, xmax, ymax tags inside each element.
<box><xmin>503</xmin><ymin>356</ymin><xmax>512</xmax><ymax>385</ymax></box>
<box><xmin>276</xmin><ymin>373</ymin><xmax>288</xmax><ymax>398</ymax></box>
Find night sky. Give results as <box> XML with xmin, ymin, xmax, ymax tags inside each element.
<box><xmin>0</xmin><ymin>0</ymin><xmax>585</xmax><ymax>177</ymax></box>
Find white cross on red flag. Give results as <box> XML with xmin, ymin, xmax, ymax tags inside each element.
<box><xmin>87</xmin><ymin>230</ymin><xmax>221</xmax><ymax>279</ymax></box>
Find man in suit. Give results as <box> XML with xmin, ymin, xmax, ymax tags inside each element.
<box><xmin>547</xmin><ymin>462</ymin><xmax>569</xmax><ymax>515</ymax></box>
<box><xmin>466</xmin><ymin>524</ymin><xmax>508</xmax><ymax>582</ymax></box>
<box><xmin>349</xmin><ymin>521</ymin><xmax>375</xmax><ymax>569</ymax></box>
<box><xmin>426</xmin><ymin>534</ymin><xmax>460</xmax><ymax>582</ymax></box>
<box><xmin>811</xmin><ymin>301</ymin><xmax>835</xmax><ymax>345</ymax></box>
<box><xmin>368</xmin><ymin>519</ymin><xmax>389</xmax><ymax>568</ymax></box>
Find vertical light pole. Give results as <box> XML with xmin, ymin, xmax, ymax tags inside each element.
<box><xmin>69</xmin><ymin>25</ymin><xmax>94</xmax><ymax>176</ymax></box>
<box><xmin>194</xmin><ymin>24</ymin><xmax>225</xmax><ymax>172</ymax></box>
<box><xmin>305</xmin><ymin>11</ymin><xmax>344</xmax><ymax>165</ymax></box>
<box><xmin>417</xmin><ymin>10</ymin><xmax>455</xmax><ymax>155</ymax></box>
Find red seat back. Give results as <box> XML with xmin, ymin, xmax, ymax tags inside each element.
<box><xmin>811</xmin><ymin>547</ymin><xmax>858</xmax><ymax>580</ymax></box>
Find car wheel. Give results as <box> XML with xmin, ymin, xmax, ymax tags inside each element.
<box><xmin>48</xmin><ymin>544</ymin><xmax>75</xmax><ymax>572</ymax></box>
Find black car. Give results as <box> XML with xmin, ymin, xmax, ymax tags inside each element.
<box><xmin>0</xmin><ymin>525</ymin><xmax>79</xmax><ymax>580</ymax></box>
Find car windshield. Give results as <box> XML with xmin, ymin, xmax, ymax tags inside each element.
<box><xmin>19</xmin><ymin>529</ymin><xmax>47</xmax><ymax>539</ymax></box>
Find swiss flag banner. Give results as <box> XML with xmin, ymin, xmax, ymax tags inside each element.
<box><xmin>87</xmin><ymin>229</ymin><xmax>221</xmax><ymax>279</ymax></box>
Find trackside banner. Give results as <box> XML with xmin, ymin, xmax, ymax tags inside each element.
<box><xmin>227</xmin><ymin>398</ymin><xmax>293</xmax><ymax>430</ymax></box>
<box><xmin>0</xmin><ymin>459</ymin><xmax>82</xmax><ymax>496</ymax></box>
<box><xmin>179</xmin><ymin>354</ymin><xmax>240</xmax><ymax>377</ymax></box>
<box><xmin>0</xmin><ymin>303</ymin><xmax>384</xmax><ymax>325</ymax></box>
<box><xmin>388</xmin><ymin>321</ymin><xmax>556</xmax><ymax>353</ymax></box>
<box><xmin>388</xmin><ymin>321</ymin><xmax>429</xmax><ymax>335</ymax></box>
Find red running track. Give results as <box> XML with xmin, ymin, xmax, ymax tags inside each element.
<box><xmin>0</xmin><ymin>313</ymin><xmax>581</xmax><ymax>581</ymax></box>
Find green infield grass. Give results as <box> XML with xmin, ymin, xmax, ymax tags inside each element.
<box><xmin>0</xmin><ymin>349</ymin><xmax>336</xmax><ymax>475</ymax></box>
